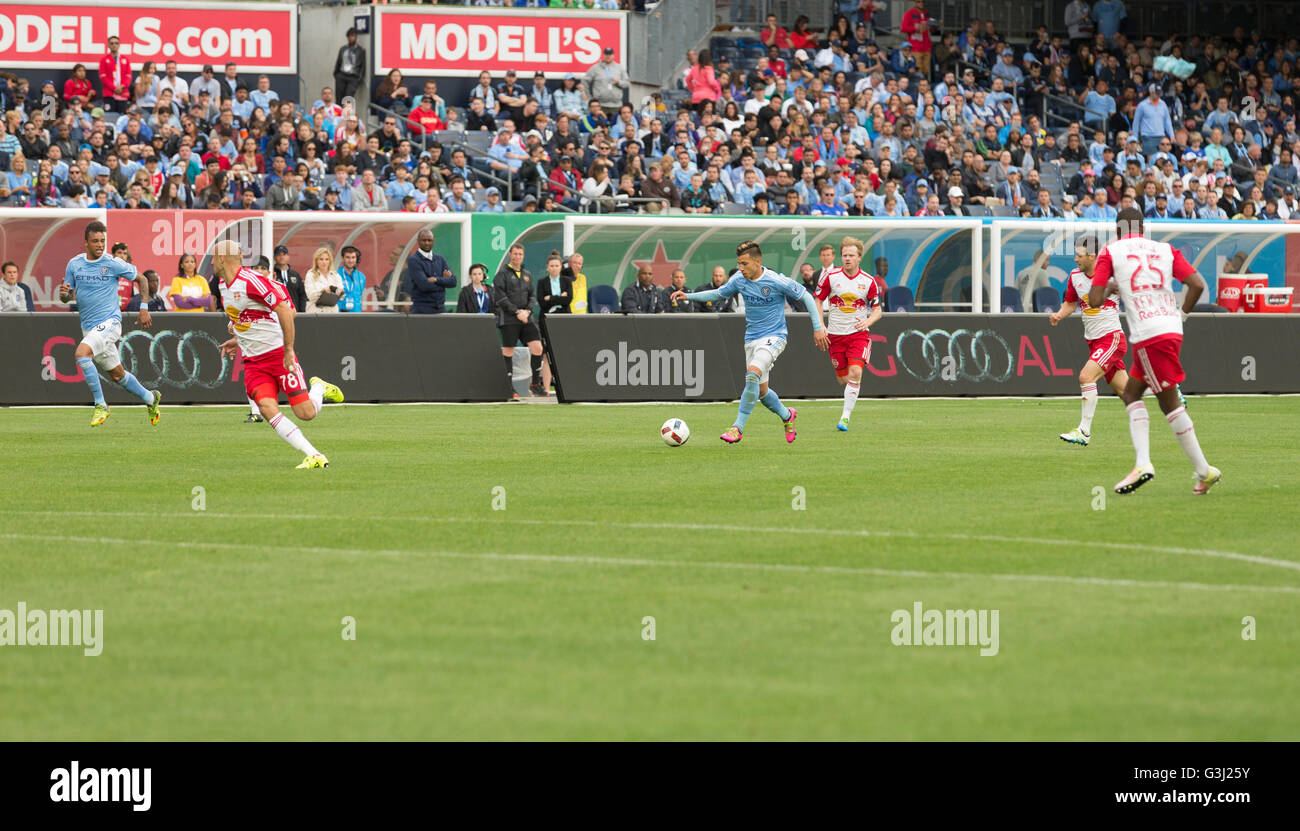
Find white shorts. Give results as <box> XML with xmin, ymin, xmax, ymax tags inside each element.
<box><xmin>80</xmin><ymin>318</ymin><xmax>123</xmax><ymax>371</ymax></box>
<box><xmin>743</xmin><ymin>336</ymin><xmax>787</xmax><ymax>383</ymax></box>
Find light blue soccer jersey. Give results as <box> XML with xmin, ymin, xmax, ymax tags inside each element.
<box><xmin>716</xmin><ymin>267</ymin><xmax>807</xmax><ymax>341</ymax></box>
<box><xmin>66</xmin><ymin>254</ymin><xmax>137</xmax><ymax>330</ymax></box>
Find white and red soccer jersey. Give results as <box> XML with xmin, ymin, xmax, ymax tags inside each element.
<box><xmin>815</xmin><ymin>267</ymin><xmax>881</xmax><ymax>335</ymax></box>
<box><xmin>1063</xmin><ymin>267</ymin><xmax>1122</xmax><ymax>341</ymax></box>
<box><xmin>223</xmin><ymin>267</ymin><xmax>290</xmax><ymax>357</ymax></box>
<box><xmin>1091</xmin><ymin>234</ymin><xmax>1195</xmax><ymax>344</ymax></box>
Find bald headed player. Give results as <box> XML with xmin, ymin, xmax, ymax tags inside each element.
<box><xmin>213</xmin><ymin>240</ymin><xmax>344</xmax><ymax>469</ymax></box>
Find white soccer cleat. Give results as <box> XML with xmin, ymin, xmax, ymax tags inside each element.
<box><xmin>1114</xmin><ymin>464</ymin><xmax>1156</xmax><ymax>494</ymax></box>
<box><xmin>1193</xmin><ymin>465</ymin><xmax>1222</xmax><ymax>495</ymax></box>
<box><xmin>1059</xmin><ymin>428</ymin><xmax>1090</xmax><ymax>446</ymax></box>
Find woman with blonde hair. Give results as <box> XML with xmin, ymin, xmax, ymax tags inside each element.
<box><xmin>304</xmin><ymin>246</ymin><xmax>342</xmax><ymax>313</ymax></box>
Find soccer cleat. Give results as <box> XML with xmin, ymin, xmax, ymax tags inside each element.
<box><xmin>295</xmin><ymin>453</ymin><xmax>330</xmax><ymax>469</ymax></box>
<box><xmin>244</xmin><ymin>413</ymin><xmax>264</xmax><ymax>423</ymax></box>
<box><xmin>90</xmin><ymin>404</ymin><xmax>110</xmax><ymax>427</ymax></box>
<box><xmin>720</xmin><ymin>426</ymin><xmax>743</xmax><ymax>443</ymax></box>
<box><xmin>529</xmin><ymin>382</ymin><xmax>548</xmax><ymax>397</ymax></box>
<box><xmin>509</xmin><ymin>392</ymin><xmax>520</xmax><ymax>401</ymax></box>
<box><xmin>1059</xmin><ymin>428</ymin><xmax>1090</xmax><ymax>446</ymax></box>
<box><xmin>147</xmin><ymin>390</ymin><xmax>162</xmax><ymax>426</ymax></box>
<box><xmin>1193</xmin><ymin>465</ymin><xmax>1222</xmax><ymax>495</ymax></box>
<box><xmin>311</xmin><ymin>376</ymin><xmax>344</xmax><ymax>404</ymax></box>
<box><xmin>783</xmin><ymin>407</ymin><xmax>798</xmax><ymax>443</ymax></box>
<box><xmin>836</xmin><ymin>416</ymin><xmax>850</xmax><ymax>432</ymax></box>
<box><xmin>1114</xmin><ymin>464</ymin><xmax>1156</xmax><ymax>494</ymax></box>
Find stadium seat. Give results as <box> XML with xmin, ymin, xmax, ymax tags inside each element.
<box><xmin>463</xmin><ymin>132</ymin><xmax>493</xmax><ymax>154</ymax></box>
<box><xmin>884</xmin><ymin>285</ymin><xmax>915</xmax><ymax>312</ymax></box>
<box><xmin>721</xmin><ymin>202</ymin><xmax>749</xmax><ymax>214</ymax></box>
<box><xmin>1032</xmin><ymin>286</ymin><xmax>1062</xmax><ymax>313</ymax></box>
<box><xmin>966</xmin><ymin>204</ymin><xmax>992</xmax><ymax>217</ymax></box>
<box><xmin>388</xmin><ymin>196</ymin><xmax>405</xmax><ymax>211</ymax></box>
<box><xmin>991</xmin><ymin>205</ymin><xmax>1017</xmax><ymax>217</ymax></box>
<box><xmin>589</xmin><ymin>284</ymin><xmax>620</xmax><ymax>314</ymax></box>
<box><xmin>1001</xmin><ymin>287</ymin><xmax>1023</xmax><ymax>313</ymax></box>
<box><xmin>1193</xmin><ymin>302</ymin><xmax>1230</xmax><ymax>313</ymax></box>
<box><xmin>18</xmin><ymin>282</ymin><xmax>33</xmax><ymax>311</ymax></box>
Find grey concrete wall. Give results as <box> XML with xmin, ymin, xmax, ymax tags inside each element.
<box><xmin>298</xmin><ymin>3</ymin><xmax>371</xmax><ymax>109</ymax></box>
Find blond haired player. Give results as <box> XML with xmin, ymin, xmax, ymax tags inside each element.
<box><xmin>213</xmin><ymin>240</ymin><xmax>344</xmax><ymax>469</ymax></box>
<box><xmin>1088</xmin><ymin>209</ymin><xmax>1221</xmax><ymax>495</ymax></box>
<box><xmin>1051</xmin><ymin>233</ymin><xmax>1129</xmax><ymax>445</ymax></box>
<box><xmin>814</xmin><ymin>236</ymin><xmax>882</xmax><ymax>431</ymax></box>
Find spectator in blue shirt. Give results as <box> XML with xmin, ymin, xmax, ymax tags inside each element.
<box><xmin>891</xmin><ymin>43</ymin><xmax>917</xmax><ymax>76</ymax></box>
<box><xmin>1081</xmin><ymin>79</ymin><xmax>1116</xmax><ymax>132</ymax></box>
<box><xmin>781</xmin><ymin>188</ymin><xmax>811</xmax><ymax>215</ymax></box>
<box><xmin>337</xmin><ymin>246</ymin><xmax>366</xmax><ymax>312</ymax></box>
<box><xmin>811</xmin><ymin>186</ymin><xmax>848</xmax><ymax>216</ymax></box>
<box><xmin>1132</xmin><ymin>84</ymin><xmax>1174</xmax><ymax>155</ymax></box>
<box><xmin>992</xmin><ymin>49</ymin><xmax>1024</xmax><ymax>86</ymax></box>
<box><xmin>476</xmin><ymin>186</ymin><xmax>506</xmax><ymax>213</ymax></box>
<box><xmin>733</xmin><ymin>168</ymin><xmax>767</xmax><ymax>206</ymax></box>
<box><xmin>1092</xmin><ymin>0</ymin><xmax>1127</xmax><ymax>46</ymax></box>
<box><xmin>250</xmin><ymin>75</ymin><xmax>278</xmax><ymax>113</ymax></box>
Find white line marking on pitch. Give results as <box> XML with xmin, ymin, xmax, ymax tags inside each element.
<box><xmin>3</xmin><ymin>508</ymin><xmax>1298</xmax><ymax>576</ymax></box>
<box><xmin>1</xmin><ymin>532</ymin><xmax>1297</xmax><ymax>596</ymax></box>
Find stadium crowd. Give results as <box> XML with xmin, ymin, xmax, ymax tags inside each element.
<box><xmin>0</xmin><ymin>1</ymin><xmax>1296</xmax><ymax>220</ymax></box>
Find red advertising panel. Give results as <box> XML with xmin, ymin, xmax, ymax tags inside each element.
<box><xmin>108</xmin><ymin>210</ymin><xmax>264</xmax><ymax>280</ymax></box>
<box><xmin>374</xmin><ymin>7</ymin><xmax>626</xmax><ymax>77</ymax></box>
<box><xmin>0</xmin><ymin>0</ymin><xmax>297</xmax><ymax>72</ymax></box>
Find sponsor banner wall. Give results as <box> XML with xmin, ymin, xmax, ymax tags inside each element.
<box><xmin>0</xmin><ymin>313</ymin><xmax>511</xmax><ymax>404</ymax></box>
<box><xmin>374</xmin><ymin>7</ymin><xmax>626</xmax><ymax>78</ymax></box>
<box><xmin>0</xmin><ymin>1</ymin><xmax>298</xmax><ymax>72</ymax></box>
<box><xmin>544</xmin><ymin>314</ymin><xmax>1300</xmax><ymax>401</ymax></box>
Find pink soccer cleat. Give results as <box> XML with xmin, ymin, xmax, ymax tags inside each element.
<box><xmin>783</xmin><ymin>407</ymin><xmax>798</xmax><ymax>443</ymax></box>
<box><xmin>720</xmin><ymin>426</ymin><xmax>743</xmax><ymax>443</ymax></box>
<box><xmin>1193</xmin><ymin>466</ymin><xmax>1222</xmax><ymax>495</ymax></box>
<box><xmin>1114</xmin><ymin>464</ymin><xmax>1155</xmax><ymax>494</ymax></box>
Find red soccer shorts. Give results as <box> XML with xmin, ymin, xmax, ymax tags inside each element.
<box><xmin>243</xmin><ymin>346</ymin><xmax>310</xmax><ymax>405</ymax></box>
<box><xmin>1086</xmin><ymin>330</ymin><xmax>1127</xmax><ymax>382</ymax></box>
<box><xmin>828</xmin><ymin>331</ymin><xmax>872</xmax><ymax>375</ymax></box>
<box><xmin>1130</xmin><ymin>334</ymin><xmax>1185</xmax><ymax>392</ymax></box>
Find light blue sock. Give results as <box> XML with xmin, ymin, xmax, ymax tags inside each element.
<box><xmin>77</xmin><ymin>357</ymin><xmax>105</xmax><ymax>406</ymax></box>
<box><xmin>760</xmin><ymin>388</ymin><xmax>790</xmax><ymax>421</ymax></box>
<box><xmin>734</xmin><ymin>372</ymin><xmax>760</xmax><ymax>430</ymax></box>
<box><xmin>115</xmin><ymin>371</ymin><xmax>154</xmax><ymax>404</ymax></box>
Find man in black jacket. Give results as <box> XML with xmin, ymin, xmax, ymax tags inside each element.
<box><xmin>407</xmin><ymin>229</ymin><xmax>457</xmax><ymax>314</ymax></box>
<box><xmin>271</xmin><ymin>244</ymin><xmax>307</xmax><ymax>313</ymax></box>
<box><xmin>621</xmin><ymin>266</ymin><xmax>666</xmax><ymax>313</ymax></box>
<box><xmin>493</xmin><ymin>243</ymin><xmax>547</xmax><ymax>397</ymax></box>
<box><xmin>333</xmin><ymin>28</ymin><xmax>365</xmax><ymax>101</ymax></box>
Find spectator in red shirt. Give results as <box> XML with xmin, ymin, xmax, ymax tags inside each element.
<box><xmin>790</xmin><ymin>16</ymin><xmax>819</xmax><ymax>50</ymax></box>
<box><xmin>99</xmin><ymin>35</ymin><xmax>132</xmax><ymax>113</ymax></box>
<box><xmin>63</xmin><ymin>64</ymin><xmax>95</xmax><ymax>106</ymax></box>
<box><xmin>760</xmin><ymin>14</ymin><xmax>792</xmax><ymax>50</ymax></box>
<box><xmin>407</xmin><ymin>97</ymin><xmax>445</xmax><ymax>136</ymax></box>
<box><xmin>901</xmin><ymin>0</ymin><xmax>934</xmax><ymax>79</ymax></box>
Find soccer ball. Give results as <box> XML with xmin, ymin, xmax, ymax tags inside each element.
<box><xmin>660</xmin><ymin>418</ymin><xmax>690</xmax><ymax>446</ymax></box>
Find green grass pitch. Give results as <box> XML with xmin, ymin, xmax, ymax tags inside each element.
<box><xmin>1</xmin><ymin>397</ymin><xmax>1297</xmax><ymax>740</ymax></box>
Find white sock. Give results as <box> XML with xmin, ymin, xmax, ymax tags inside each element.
<box><xmin>1127</xmin><ymin>401</ymin><xmax>1151</xmax><ymax>468</ymax></box>
<box><xmin>841</xmin><ymin>380</ymin><xmax>860</xmax><ymax>420</ymax></box>
<box><xmin>247</xmin><ymin>396</ymin><xmax>259</xmax><ymax>416</ymax></box>
<box><xmin>270</xmin><ymin>412</ymin><xmax>319</xmax><ymax>457</ymax></box>
<box><xmin>1166</xmin><ymin>406</ymin><xmax>1209</xmax><ymax>478</ymax></box>
<box><xmin>1079</xmin><ymin>383</ymin><xmax>1098</xmax><ymax>433</ymax></box>
<box><xmin>308</xmin><ymin>381</ymin><xmax>325</xmax><ymax>417</ymax></box>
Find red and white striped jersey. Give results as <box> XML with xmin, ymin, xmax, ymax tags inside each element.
<box><xmin>223</xmin><ymin>267</ymin><xmax>290</xmax><ymax>357</ymax></box>
<box><xmin>815</xmin><ymin>267</ymin><xmax>881</xmax><ymax>335</ymax></box>
<box><xmin>1063</xmin><ymin>267</ymin><xmax>1121</xmax><ymax>341</ymax></box>
<box><xmin>1091</xmin><ymin>235</ymin><xmax>1196</xmax><ymax>344</ymax></box>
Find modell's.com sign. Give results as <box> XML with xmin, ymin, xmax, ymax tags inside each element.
<box><xmin>0</xmin><ymin>0</ymin><xmax>297</xmax><ymax>72</ymax></box>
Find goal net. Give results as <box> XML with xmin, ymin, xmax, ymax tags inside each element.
<box><xmin>561</xmin><ymin>215</ymin><xmax>986</xmax><ymax>312</ymax></box>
